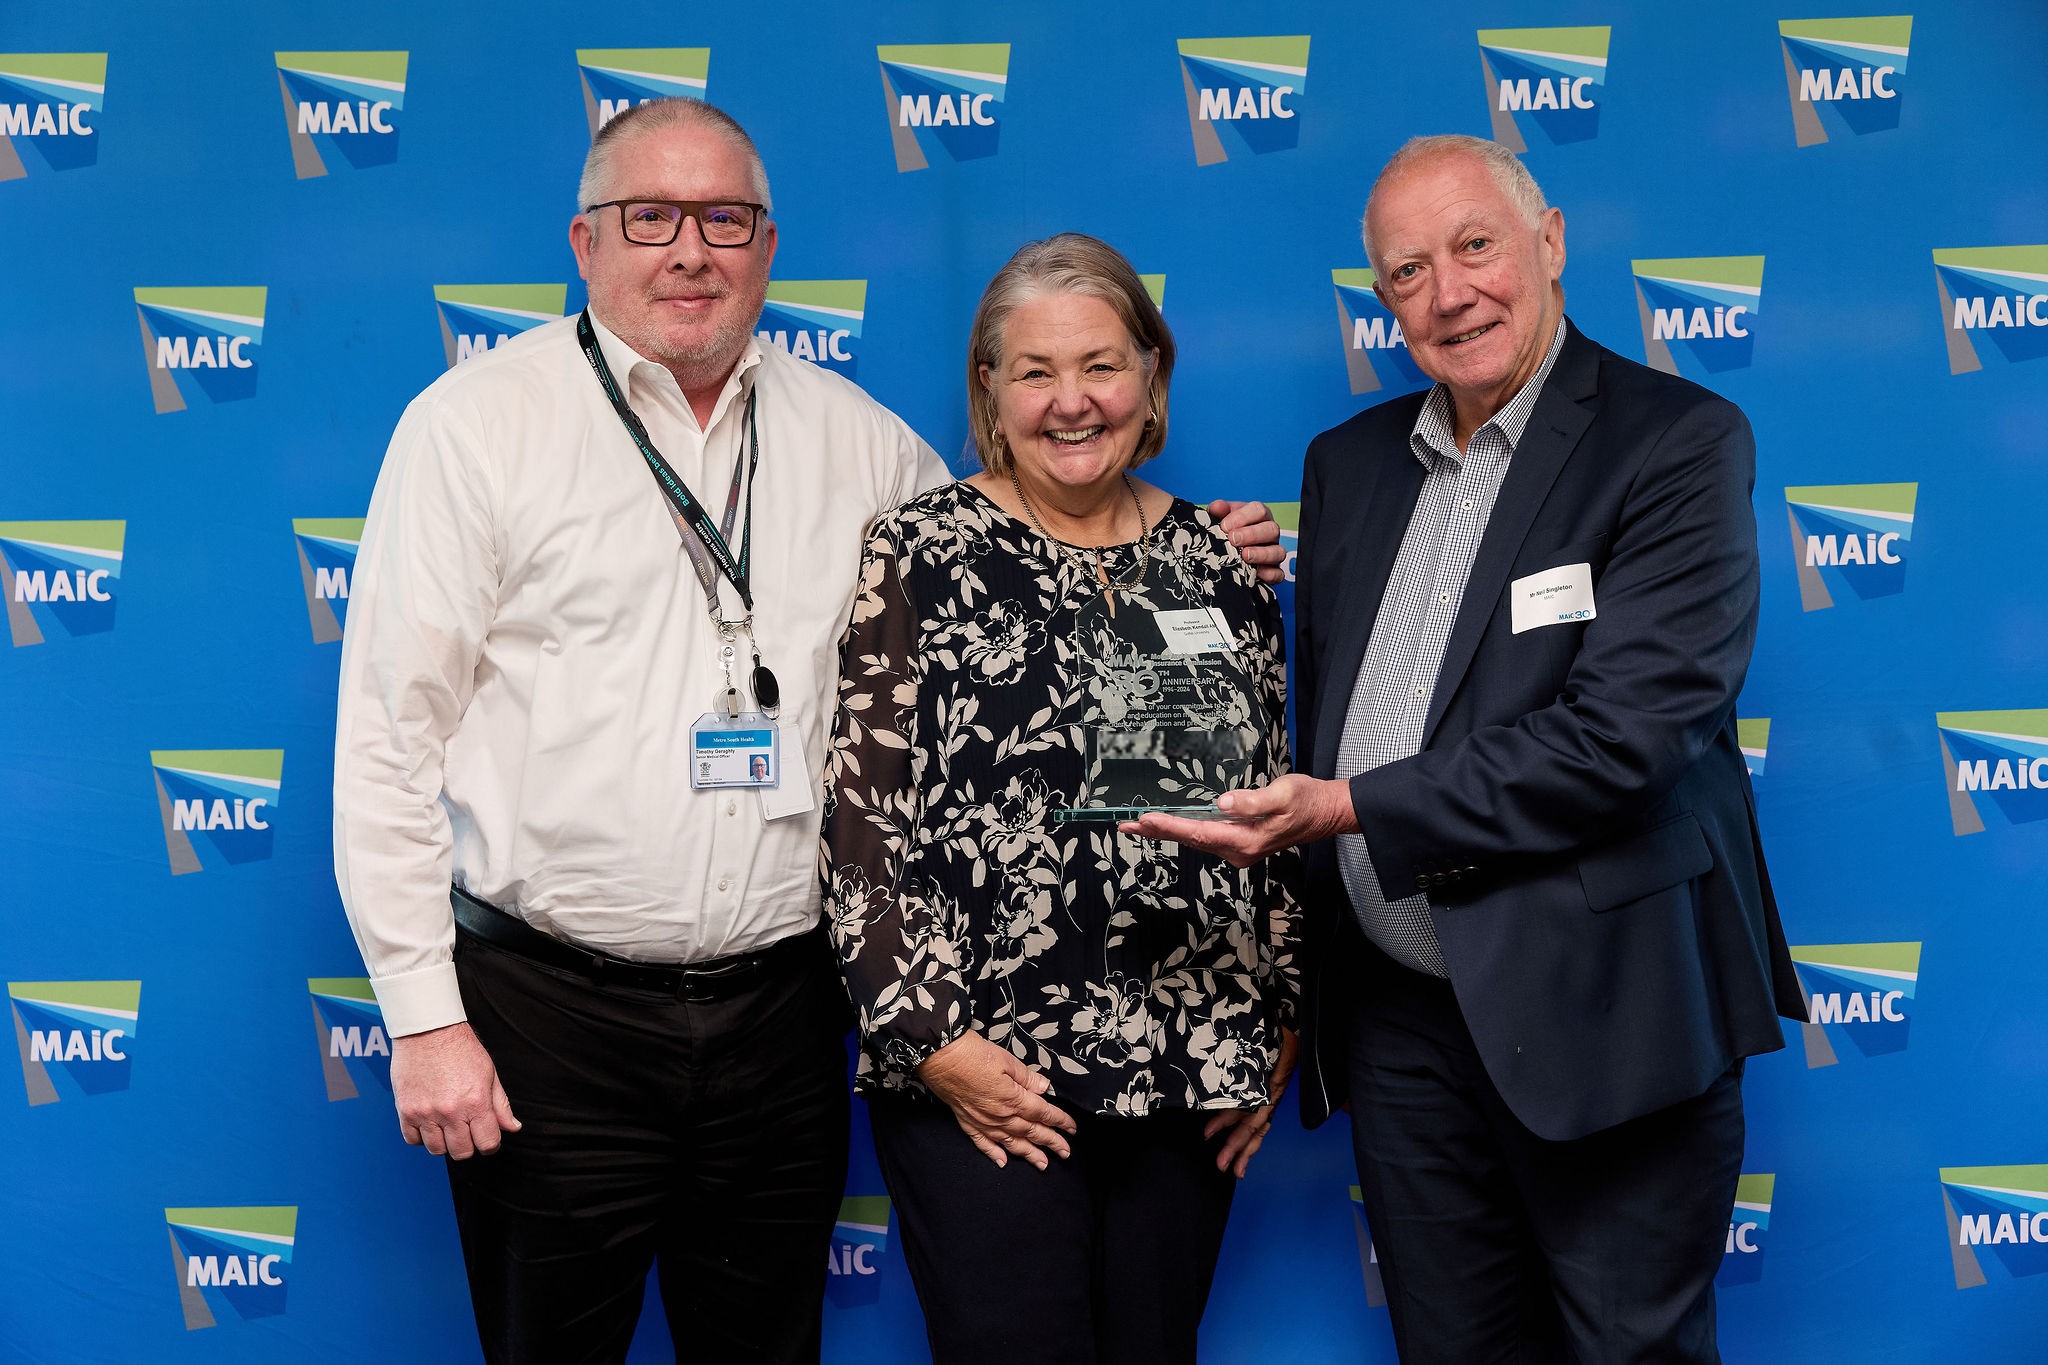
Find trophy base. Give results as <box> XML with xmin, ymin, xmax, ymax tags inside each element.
<box><xmin>1053</xmin><ymin>804</ymin><xmax>1238</xmax><ymax>824</ymax></box>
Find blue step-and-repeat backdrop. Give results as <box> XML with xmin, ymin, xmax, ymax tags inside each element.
<box><xmin>2</xmin><ymin>1</ymin><xmax>2044</xmax><ymax>1361</ymax></box>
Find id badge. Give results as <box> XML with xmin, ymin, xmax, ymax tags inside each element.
<box><xmin>690</xmin><ymin>712</ymin><xmax>779</xmax><ymax>788</ymax></box>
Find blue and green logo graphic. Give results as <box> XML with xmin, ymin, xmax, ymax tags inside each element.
<box><xmin>276</xmin><ymin>51</ymin><xmax>405</xmax><ymax>178</ymax></box>
<box><xmin>1790</xmin><ymin>942</ymin><xmax>1919</xmax><ymax>1067</ymax></box>
<box><xmin>1633</xmin><ymin>257</ymin><xmax>1764</xmax><ymax>376</ymax></box>
<box><xmin>1784</xmin><ymin>482</ymin><xmax>1915</xmax><ymax>611</ymax></box>
<box><xmin>577</xmin><ymin>49</ymin><xmax>709</xmax><ymax>136</ymax></box>
<box><xmin>877</xmin><ymin>44</ymin><xmax>1008</xmax><ymax>172</ymax></box>
<box><xmin>10</xmin><ymin>980</ymin><xmax>138</xmax><ymax>1106</ymax></box>
<box><xmin>151</xmin><ymin>750</ymin><xmax>283</xmax><ymax>875</ymax></box>
<box><xmin>1739</xmin><ymin>718</ymin><xmax>1770</xmax><ymax>777</ymax></box>
<box><xmin>1941</xmin><ymin>1166</ymin><xmax>2048</xmax><ymax>1288</ymax></box>
<box><xmin>135</xmin><ymin>286</ymin><xmax>266</xmax><ymax>413</ymax></box>
<box><xmin>826</xmin><ymin>1195</ymin><xmax>891</xmax><ymax>1306</ymax></box>
<box><xmin>435</xmin><ymin>284</ymin><xmax>567</xmax><ymax>368</ymax></box>
<box><xmin>308</xmin><ymin>978</ymin><xmax>388</xmax><ymax>1101</ymax></box>
<box><xmin>1348</xmin><ymin>1186</ymin><xmax>1388</xmax><ymax>1308</ymax></box>
<box><xmin>1271</xmin><ymin>501</ymin><xmax>1299</xmax><ymax>585</ymax></box>
<box><xmin>1779</xmin><ymin>16</ymin><xmax>1911</xmax><ymax>147</ymax></box>
<box><xmin>1477</xmin><ymin>27</ymin><xmax>1610</xmax><ymax>151</ymax></box>
<box><xmin>292</xmin><ymin>518</ymin><xmax>362</xmax><ymax>645</ymax></box>
<box><xmin>165</xmin><ymin>1206</ymin><xmax>296</xmax><ymax>1329</ymax></box>
<box><xmin>1933</xmin><ymin>246</ymin><xmax>2048</xmax><ymax>375</ymax></box>
<box><xmin>1719</xmin><ymin>1174</ymin><xmax>1775</xmax><ymax>1286</ymax></box>
<box><xmin>1</xmin><ymin>520</ymin><xmax>123</xmax><ymax>647</ymax></box>
<box><xmin>1176</xmin><ymin>36</ymin><xmax>1309</xmax><ymax>166</ymax></box>
<box><xmin>1140</xmin><ymin>275</ymin><xmax>1166</xmax><ymax>311</ymax></box>
<box><xmin>758</xmin><ymin>281</ymin><xmax>866</xmax><ymax>379</ymax></box>
<box><xmin>1332</xmin><ymin>269</ymin><xmax>1428</xmax><ymax>398</ymax></box>
<box><xmin>0</xmin><ymin>53</ymin><xmax>105</xmax><ymax>180</ymax></box>
<box><xmin>1937</xmin><ymin>710</ymin><xmax>2048</xmax><ymax>835</ymax></box>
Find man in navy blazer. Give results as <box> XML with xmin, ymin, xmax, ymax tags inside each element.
<box><xmin>1129</xmin><ymin>136</ymin><xmax>1804</xmax><ymax>1362</ymax></box>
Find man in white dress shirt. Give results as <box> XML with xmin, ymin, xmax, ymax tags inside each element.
<box><xmin>335</xmin><ymin>99</ymin><xmax>1281</xmax><ymax>1363</ymax></box>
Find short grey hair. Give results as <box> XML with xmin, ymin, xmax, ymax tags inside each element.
<box><xmin>576</xmin><ymin>98</ymin><xmax>772</xmax><ymax>215</ymax></box>
<box><xmin>965</xmin><ymin>233</ymin><xmax>1174</xmax><ymax>478</ymax></box>
<box><xmin>1361</xmin><ymin>134</ymin><xmax>1547</xmax><ymax>273</ymax></box>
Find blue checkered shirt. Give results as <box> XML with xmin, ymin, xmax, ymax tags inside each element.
<box><xmin>1335</xmin><ymin>320</ymin><xmax>1568</xmax><ymax>976</ymax></box>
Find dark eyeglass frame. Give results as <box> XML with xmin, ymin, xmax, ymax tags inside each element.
<box><xmin>584</xmin><ymin>198</ymin><xmax>768</xmax><ymax>248</ymax></box>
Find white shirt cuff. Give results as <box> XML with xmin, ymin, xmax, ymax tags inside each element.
<box><xmin>370</xmin><ymin>962</ymin><xmax>467</xmax><ymax>1038</ymax></box>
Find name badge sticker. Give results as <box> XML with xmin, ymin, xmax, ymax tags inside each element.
<box><xmin>1154</xmin><ymin>609</ymin><xmax>1233</xmax><ymax>655</ymax></box>
<box><xmin>1510</xmin><ymin>562</ymin><xmax>1597</xmax><ymax>634</ymax></box>
<box><xmin>759</xmin><ymin>722</ymin><xmax>817</xmax><ymax>822</ymax></box>
<box><xmin>689</xmin><ymin>713</ymin><xmax>778</xmax><ymax>789</ymax></box>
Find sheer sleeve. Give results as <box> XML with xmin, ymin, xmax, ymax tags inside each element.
<box><xmin>1252</xmin><ymin>584</ymin><xmax>1305</xmax><ymax>1032</ymax></box>
<box><xmin>822</xmin><ymin>518</ymin><xmax>972</xmax><ymax>1080</ymax></box>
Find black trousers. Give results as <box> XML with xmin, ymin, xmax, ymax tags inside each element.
<box><xmin>1346</xmin><ymin>936</ymin><xmax>1743</xmax><ymax>1365</ymax></box>
<box><xmin>447</xmin><ymin>925</ymin><xmax>851</xmax><ymax>1365</ymax></box>
<box><xmin>868</xmin><ymin>1095</ymin><xmax>1237</xmax><ymax>1365</ymax></box>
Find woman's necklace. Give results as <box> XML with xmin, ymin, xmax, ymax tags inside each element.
<box><xmin>1008</xmin><ymin>470</ymin><xmax>1151</xmax><ymax>617</ymax></box>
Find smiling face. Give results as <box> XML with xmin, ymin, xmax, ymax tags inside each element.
<box><xmin>1367</xmin><ymin>149</ymin><xmax>1565</xmax><ymax>432</ymax></box>
<box><xmin>980</xmin><ymin>291</ymin><xmax>1155</xmax><ymax>500</ymax></box>
<box><xmin>569</xmin><ymin>121</ymin><xmax>776</xmax><ymax>403</ymax></box>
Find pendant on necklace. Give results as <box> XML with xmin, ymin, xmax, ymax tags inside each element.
<box><xmin>1094</xmin><ymin>550</ymin><xmax>1116</xmax><ymax>616</ymax></box>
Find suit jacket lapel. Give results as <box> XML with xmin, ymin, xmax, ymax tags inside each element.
<box><xmin>1420</xmin><ymin>323</ymin><xmax>1600</xmax><ymax>747</ymax></box>
<box><xmin>1312</xmin><ymin>438</ymin><xmax>1426</xmax><ymax>779</ymax></box>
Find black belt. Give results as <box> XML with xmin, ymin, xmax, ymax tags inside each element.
<box><xmin>451</xmin><ymin>887</ymin><xmax>821</xmax><ymax>1001</ymax></box>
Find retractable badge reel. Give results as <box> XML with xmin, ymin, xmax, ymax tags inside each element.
<box><xmin>690</xmin><ymin>632</ymin><xmax>781</xmax><ymax>789</ymax></box>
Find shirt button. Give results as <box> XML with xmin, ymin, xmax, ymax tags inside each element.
<box><xmin>1437</xmin><ymin>592</ymin><xmax>1450</xmax><ymax>604</ymax></box>
<box><xmin>1412</xmin><ymin>686</ymin><xmax>1425</xmax><ymax>698</ymax></box>
<box><xmin>717</xmin><ymin>877</ymin><xmax>730</xmax><ymax>892</ymax></box>
<box><xmin>1461</xmin><ymin>498</ymin><xmax>1476</xmax><ymax>510</ymax></box>
<box><xmin>726</xmin><ymin>801</ymin><xmax>737</xmax><ymax>816</ymax></box>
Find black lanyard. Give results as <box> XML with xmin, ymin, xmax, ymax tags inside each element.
<box><xmin>576</xmin><ymin>310</ymin><xmax>758</xmax><ymax>615</ymax></box>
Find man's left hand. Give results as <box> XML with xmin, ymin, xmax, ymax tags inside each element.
<box><xmin>1210</xmin><ymin>499</ymin><xmax>1287</xmax><ymax>585</ymax></box>
<box><xmin>1121</xmin><ymin>773</ymin><xmax>1358</xmax><ymax>866</ymax></box>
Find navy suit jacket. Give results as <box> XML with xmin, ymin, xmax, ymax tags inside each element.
<box><xmin>1295</xmin><ymin>319</ymin><xmax>1806</xmax><ymax>1143</ymax></box>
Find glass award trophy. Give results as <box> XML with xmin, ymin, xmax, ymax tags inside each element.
<box><xmin>1052</xmin><ymin>575</ymin><xmax>1267</xmax><ymax>823</ymax></box>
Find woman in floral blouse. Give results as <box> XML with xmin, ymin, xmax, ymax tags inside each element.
<box><xmin>821</xmin><ymin>233</ymin><xmax>1301</xmax><ymax>1365</ymax></box>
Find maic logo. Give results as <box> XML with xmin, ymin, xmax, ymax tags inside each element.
<box><xmin>275</xmin><ymin>51</ymin><xmax>405</xmax><ymax>179</ymax></box>
<box><xmin>435</xmin><ymin>285</ymin><xmax>567</xmax><ymax>368</ymax></box>
<box><xmin>1932</xmin><ymin>246</ymin><xmax>2048</xmax><ymax>376</ymax></box>
<box><xmin>1331</xmin><ymin>270</ymin><xmax>1428</xmax><ymax>398</ymax></box>
<box><xmin>1718</xmin><ymin>1173</ymin><xmax>1775</xmax><ymax>1286</ymax></box>
<box><xmin>1</xmin><ymin>520</ymin><xmax>123</xmax><ymax>647</ymax></box>
<box><xmin>1940</xmin><ymin>1166</ymin><xmax>2048</xmax><ymax>1289</ymax></box>
<box><xmin>10</xmin><ymin>980</ymin><xmax>139</xmax><ymax>1106</ymax></box>
<box><xmin>1176</xmin><ymin>36</ymin><xmax>1309</xmax><ymax>167</ymax></box>
<box><xmin>292</xmin><ymin>519</ymin><xmax>362</xmax><ymax>644</ymax></box>
<box><xmin>1347</xmin><ymin>1186</ymin><xmax>1388</xmax><ymax>1308</ymax></box>
<box><xmin>758</xmin><ymin>281</ymin><xmax>865</xmax><ymax>378</ymax></box>
<box><xmin>877</xmin><ymin>44</ymin><xmax>1009</xmax><ymax>172</ymax></box>
<box><xmin>0</xmin><ymin>53</ymin><xmax>104</xmax><ymax>181</ymax></box>
<box><xmin>1739</xmin><ymin>718</ymin><xmax>1770</xmax><ymax>778</ymax></box>
<box><xmin>1779</xmin><ymin>16</ymin><xmax>1911</xmax><ymax>148</ymax></box>
<box><xmin>1936</xmin><ymin>710</ymin><xmax>2048</xmax><ymax>835</ymax></box>
<box><xmin>1789</xmin><ymin>941</ymin><xmax>1920</xmax><ymax>1067</ymax></box>
<box><xmin>577</xmin><ymin>49</ymin><xmax>709</xmax><ymax>136</ymax></box>
<box><xmin>1269</xmin><ymin>501</ymin><xmax>1299</xmax><ymax>584</ymax></box>
<box><xmin>826</xmin><ymin>1195</ymin><xmax>891</xmax><ymax>1307</ymax></box>
<box><xmin>151</xmin><ymin>750</ymin><xmax>283</xmax><ymax>875</ymax></box>
<box><xmin>135</xmin><ymin>286</ymin><xmax>266</xmax><ymax>414</ymax></box>
<box><xmin>1784</xmin><ymin>482</ymin><xmax>1915</xmax><ymax>611</ymax></box>
<box><xmin>1476</xmin><ymin>27</ymin><xmax>1610</xmax><ymax>151</ymax></box>
<box><xmin>308</xmin><ymin>978</ymin><xmax>389</xmax><ymax>1101</ymax></box>
<box><xmin>165</xmin><ymin>1206</ymin><xmax>296</xmax><ymax>1329</ymax></box>
<box><xmin>1632</xmin><ymin>257</ymin><xmax>1764</xmax><ymax>376</ymax></box>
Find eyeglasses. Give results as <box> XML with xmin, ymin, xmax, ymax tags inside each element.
<box><xmin>585</xmin><ymin>199</ymin><xmax>766</xmax><ymax>248</ymax></box>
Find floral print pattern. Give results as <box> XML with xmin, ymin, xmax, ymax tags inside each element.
<box><xmin>822</xmin><ymin>483</ymin><xmax>1301</xmax><ymax>1116</ymax></box>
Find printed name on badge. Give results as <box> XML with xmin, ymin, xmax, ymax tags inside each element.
<box><xmin>1509</xmin><ymin>562</ymin><xmax>1597</xmax><ymax>634</ymax></box>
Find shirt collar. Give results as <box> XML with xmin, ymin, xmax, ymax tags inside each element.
<box><xmin>1409</xmin><ymin>316</ymin><xmax>1568</xmax><ymax>470</ymax></box>
<box><xmin>585</xmin><ymin>310</ymin><xmax>764</xmax><ymax>433</ymax></box>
